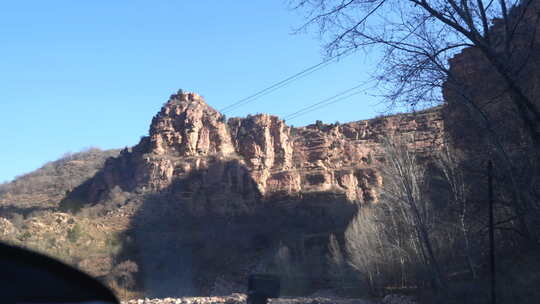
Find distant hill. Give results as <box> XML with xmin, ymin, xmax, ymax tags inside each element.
<box><xmin>0</xmin><ymin>148</ymin><xmax>133</xmax><ymax>298</ymax></box>
<box><xmin>0</xmin><ymin>148</ymin><xmax>120</xmax><ymax>215</ymax></box>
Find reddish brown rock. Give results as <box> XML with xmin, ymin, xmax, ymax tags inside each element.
<box><xmin>150</xmin><ymin>92</ymin><xmax>235</xmax><ymax>157</ymax></box>
<box><xmin>68</xmin><ymin>90</ymin><xmax>443</xmax><ymax>214</ymax></box>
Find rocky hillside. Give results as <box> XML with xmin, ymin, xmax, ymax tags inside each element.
<box><xmin>0</xmin><ymin>148</ymin><xmax>135</xmax><ymax>297</ymax></box>
<box><xmin>1</xmin><ymin>2</ymin><xmax>538</xmax><ymax>301</ymax></box>
<box><xmin>64</xmin><ymin>91</ymin><xmax>443</xmax><ymax>212</ymax></box>
<box><xmin>0</xmin><ymin>148</ymin><xmax>119</xmax><ymax>216</ymax></box>
<box><xmin>0</xmin><ymin>91</ymin><xmax>444</xmax><ymax>299</ymax></box>
<box><xmin>0</xmin><ymin>88</ymin><xmax>445</xmax><ymax>301</ymax></box>
<box><xmin>50</xmin><ymin>91</ymin><xmax>444</xmax><ymax>298</ymax></box>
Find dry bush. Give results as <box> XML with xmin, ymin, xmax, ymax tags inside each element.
<box><xmin>327</xmin><ymin>234</ymin><xmax>346</xmax><ymax>286</ymax></box>
<box><xmin>8</xmin><ymin>213</ymin><xmax>25</xmax><ymax>230</ymax></box>
<box><xmin>105</xmin><ymin>260</ymin><xmax>139</xmax><ymax>292</ymax></box>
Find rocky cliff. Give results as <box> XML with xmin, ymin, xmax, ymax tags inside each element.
<box><xmin>442</xmin><ymin>0</ymin><xmax>540</xmax><ymax>152</ymax></box>
<box><xmin>67</xmin><ymin>91</ymin><xmax>443</xmax><ymax>214</ymax></box>
<box><xmin>57</xmin><ymin>91</ymin><xmax>444</xmax><ymax>297</ymax></box>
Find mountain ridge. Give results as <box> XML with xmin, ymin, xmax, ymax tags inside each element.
<box><xmin>62</xmin><ymin>91</ymin><xmax>444</xmax><ymax>214</ymax></box>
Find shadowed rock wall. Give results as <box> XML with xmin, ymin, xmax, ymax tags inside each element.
<box><xmin>61</xmin><ymin>91</ymin><xmax>444</xmax><ymax>297</ymax></box>
<box><xmin>66</xmin><ymin>91</ymin><xmax>444</xmax><ymax>213</ymax></box>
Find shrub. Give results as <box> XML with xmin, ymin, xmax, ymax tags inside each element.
<box><xmin>67</xmin><ymin>223</ymin><xmax>83</xmax><ymax>243</ymax></box>
<box><xmin>290</xmin><ymin>127</ymin><xmax>298</xmax><ymax>137</ymax></box>
<box><xmin>105</xmin><ymin>232</ymin><xmax>122</xmax><ymax>255</ymax></box>
<box><xmin>59</xmin><ymin>197</ymin><xmax>84</xmax><ymax>214</ymax></box>
<box><xmin>106</xmin><ymin>260</ymin><xmax>139</xmax><ymax>292</ymax></box>
<box><xmin>18</xmin><ymin>231</ymin><xmax>31</xmax><ymax>241</ymax></box>
<box><xmin>9</xmin><ymin>213</ymin><xmax>25</xmax><ymax>229</ymax></box>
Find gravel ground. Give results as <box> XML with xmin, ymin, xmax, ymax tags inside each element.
<box><xmin>121</xmin><ymin>293</ymin><xmax>381</xmax><ymax>304</ymax></box>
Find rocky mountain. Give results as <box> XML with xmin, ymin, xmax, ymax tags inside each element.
<box><xmin>0</xmin><ymin>91</ymin><xmax>444</xmax><ymax>298</ymax></box>
<box><xmin>51</xmin><ymin>91</ymin><xmax>444</xmax><ymax>297</ymax></box>
<box><xmin>2</xmin><ymin>1</ymin><xmax>539</xmax><ymax>301</ymax></box>
<box><xmin>64</xmin><ymin>91</ymin><xmax>444</xmax><ymax>213</ymax></box>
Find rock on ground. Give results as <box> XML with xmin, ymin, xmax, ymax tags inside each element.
<box><xmin>121</xmin><ymin>294</ymin><xmax>376</xmax><ymax>304</ymax></box>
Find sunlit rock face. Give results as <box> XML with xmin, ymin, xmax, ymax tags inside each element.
<box><xmin>60</xmin><ymin>90</ymin><xmax>444</xmax><ymax>297</ymax></box>
<box><xmin>149</xmin><ymin>92</ymin><xmax>235</xmax><ymax>157</ymax></box>
<box><xmin>69</xmin><ymin>90</ymin><xmax>444</xmax><ymax>214</ymax></box>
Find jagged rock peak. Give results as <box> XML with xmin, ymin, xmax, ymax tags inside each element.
<box><xmin>158</xmin><ymin>90</ymin><xmax>224</xmax><ymax>120</ymax></box>
<box><xmin>63</xmin><ymin>89</ymin><xmax>445</xmax><ymax>209</ymax></box>
<box><xmin>148</xmin><ymin>90</ymin><xmax>234</xmax><ymax>157</ymax></box>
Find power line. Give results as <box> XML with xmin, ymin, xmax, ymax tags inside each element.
<box><xmin>220</xmin><ymin>0</ymin><xmax>386</xmax><ymax>115</ymax></box>
<box><xmin>283</xmin><ymin>83</ymin><xmax>366</xmax><ymax>121</ymax></box>
<box><xmin>285</xmin><ymin>90</ymin><xmax>365</xmax><ymax>122</ymax></box>
<box><xmin>219</xmin><ymin>48</ymin><xmax>355</xmax><ymax>113</ymax></box>
<box><xmin>283</xmin><ymin>0</ymin><xmax>418</xmax><ymax>123</ymax></box>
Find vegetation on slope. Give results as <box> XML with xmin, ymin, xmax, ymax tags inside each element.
<box><xmin>0</xmin><ymin>148</ymin><xmax>142</xmax><ymax>299</ymax></box>
<box><xmin>0</xmin><ymin>147</ymin><xmax>120</xmax><ymax>211</ymax></box>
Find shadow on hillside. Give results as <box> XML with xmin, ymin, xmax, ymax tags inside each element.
<box><xmin>0</xmin><ymin>205</ymin><xmax>56</xmax><ymax>219</ymax></box>
<box><xmin>117</xmin><ymin>158</ymin><xmax>358</xmax><ymax>298</ymax></box>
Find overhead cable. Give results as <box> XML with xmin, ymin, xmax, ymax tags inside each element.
<box><xmin>219</xmin><ymin>48</ymin><xmax>355</xmax><ymax>113</ymax></box>
<box><xmin>283</xmin><ymin>83</ymin><xmax>366</xmax><ymax>121</ymax></box>
<box><xmin>220</xmin><ymin>0</ymin><xmax>386</xmax><ymax>115</ymax></box>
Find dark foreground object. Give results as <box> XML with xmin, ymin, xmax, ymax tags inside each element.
<box><xmin>247</xmin><ymin>274</ymin><xmax>281</xmax><ymax>304</ymax></box>
<box><xmin>0</xmin><ymin>241</ymin><xmax>119</xmax><ymax>304</ymax></box>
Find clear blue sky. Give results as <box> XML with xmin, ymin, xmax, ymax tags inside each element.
<box><xmin>0</xmin><ymin>0</ymin><xmax>387</xmax><ymax>183</ymax></box>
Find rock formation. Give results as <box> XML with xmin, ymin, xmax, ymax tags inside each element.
<box><xmin>58</xmin><ymin>90</ymin><xmax>444</xmax><ymax>297</ymax></box>
<box><xmin>442</xmin><ymin>0</ymin><xmax>540</xmax><ymax>152</ymax></box>
<box><xmin>67</xmin><ymin>91</ymin><xmax>443</xmax><ymax>214</ymax></box>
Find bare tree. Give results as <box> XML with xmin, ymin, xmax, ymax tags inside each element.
<box><xmin>343</xmin><ymin>206</ymin><xmax>385</xmax><ymax>293</ymax></box>
<box><xmin>378</xmin><ymin>135</ymin><xmax>445</xmax><ymax>289</ymax></box>
<box><xmin>327</xmin><ymin>234</ymin><xmax>347</xmax><ymax>286</ymax></box>
<box><xmin>275</xmin><ymin>243</ymin><xmax>294</xmax><ymax>277</ymax></box>
<box><xmin>435</xmin><ymin>143</ymin><xmax>479</xmax><ymax>279</ymax></box>
<box><xmin>293</xmin><ymin>0</ymin><xmax>540</xmax><ymax>146</ymax></box>
<box><xmin>334</xmin><ymin>136</ymin><xmax>446</xmax><ymax>292</ymax></box>
<box><xmin>295</xmin><ymin>0</ymin><xmax>540</xmax><ymax>253</ymax></box>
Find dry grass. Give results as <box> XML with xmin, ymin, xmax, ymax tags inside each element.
<box><xmin>0</xmin><ymin>148</ymin><xmax>119</xmax><ymax>210</ymax></box>
<box><xmin>0</xmin><ymin>211</ymin><xmax>138</xmax><ymax>299</ymax></box>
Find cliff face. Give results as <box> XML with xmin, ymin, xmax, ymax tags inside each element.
<box><xmin>58</xmin><ymin>91</ymin><xmax>444</xmax><ymax>296</ymax></box>
<box><xmin>442</xmin><ymin>0</ymin><xmax>540</xmax><ymax>151</ymax></box>
<box><xmin>70</xmin><ymin>91</ymin><xmax>443</xmax><ymax>214</ymax></box>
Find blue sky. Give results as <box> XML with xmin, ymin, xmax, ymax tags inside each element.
<box><xmin>0</xmin><ymin>0</ymin><xmax>387</xmax><ymax>183</ymax></box>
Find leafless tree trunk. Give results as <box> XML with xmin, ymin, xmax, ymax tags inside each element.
<box><xmin>379</xmin><ymin>135</ymin><xmax>445</xmax><ymax>290</ymax></box>
<box><xmin>327</xmin><ymin>233</ymin><xmax>347</xmax><ymax>287</ymax></box>
<box><xmin>435</xmin><ymin>143</ymin><xmax>478</xmax><ymax>279</ymax></box>
<box><xmin>343</xmin><ymin>206</ymin><xmax>386</xmax><ymax>293</ymax></box>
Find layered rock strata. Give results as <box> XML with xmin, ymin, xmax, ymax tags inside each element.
<box><xmin>59</xmin><ymin>91</ymin><xmax>444</xmax><ymax>297</ymax></box>
<box><xmin>70</xmin><ymin>91</ymin><xmax>443</xmax><ymax>213</ymax></box>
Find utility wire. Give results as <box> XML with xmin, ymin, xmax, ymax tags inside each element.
<box><xmin>284</xmin><ymin>0</ymin><xmax>427</xmax><ymax>123</ymax></box>
<box><xmin>283</xmin><ymin>84</ymin><xmax>366</xmax><ymax>121</ymax></box>
<box><xmin>221</xmin><ymin>56</ymin><xmax>343</xmax><ymax>113</ymax></box>
<box><xmin>220</xmin><ymin>0</ymin><xmax>386</xmax><ymax>115</ymax></box>
<box><xmin>219</xmin><ymin>0</ymin><xmax>386</xmax><ymax>113</ymax></box>
<box><xmin>220</xmin><ymin>57</ymin><xmax>338</xmax><ymax>113</ymax></box>
<box><xmin>283</xmin><ymin>83</ymin><xmax>365</xmax><ymax>120</ymax></box>
<box><xmin>219</xmin><ymin>48</ymin><xmax>355</xmax><ymax>113</ymax></box>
